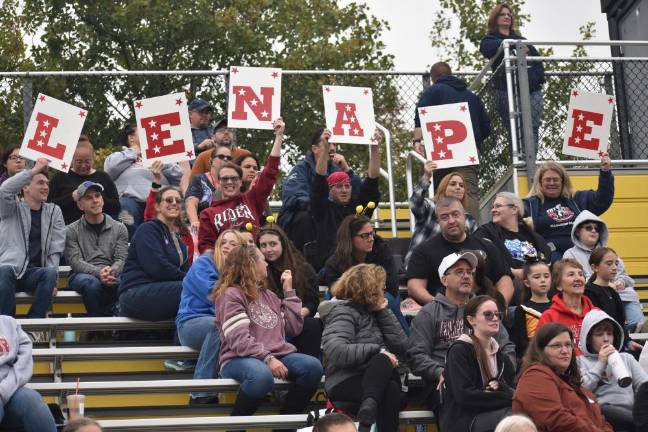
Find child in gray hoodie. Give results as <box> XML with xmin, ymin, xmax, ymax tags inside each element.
<box><xmin>578</xmin><ymin>309</ymin><xmax>648</xmax><ymax>431</ymax></box>
<box><xmin>0</xmin><ymin>314</ymin><xmax>56</xmax><ymax>431</ymax></box>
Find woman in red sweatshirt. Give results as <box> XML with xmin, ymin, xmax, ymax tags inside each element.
<box><xmin>537</xmin><ymin>258</ymin><xmax>597</xmax><ymax>354</ymax></box>
<box><xmin>213</xmin><ymin>243</ymin><xmax>323</xmax><ymax>419</ymax></box>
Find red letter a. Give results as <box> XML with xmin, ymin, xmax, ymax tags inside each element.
<box><xmin>332</xmin><ymin>102</ymin><xmax>364</xmax><ymax>137</ymax></box>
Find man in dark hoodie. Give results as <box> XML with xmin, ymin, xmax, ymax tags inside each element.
<box><xmin>412</xmin><ymin>62</ymin><xmax>491</xmax><ymax>219</ymax></box>
<box><xmin>407</xmin><ymin>252</ymin><xmax>515</xmax><ymax>413</ymax></box>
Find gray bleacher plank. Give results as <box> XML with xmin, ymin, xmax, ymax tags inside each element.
<box><xmin>98</xmin><ymin>414</ymin><xmax>309</xmax><ymax>431</ymax></box>
<box><xmin>18</xmin><ymin>317</ymin><xmax>175</xmax><ymax>331</ymax></box>
<box><xmin>27</xmin><ymin>378</ymin><xmax>253</xmax><ymax>395</ymax></box>
<box><xmin>32</xmin><ymin>346</ymin><xmax>197</xmax><ymax>361</ymax></box>
<box><xmin>16</xmin><ymin>290</ymin><xmax>82</xmax><ymax>304</ymax></box>
<box><xmin>630</xmin><ymin>332</ymin><xmax>648</xmax><ymax>340</ymax></box>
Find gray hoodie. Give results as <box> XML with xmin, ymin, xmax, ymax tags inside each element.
<box><xmin>103</xmin><ymin>147</ymin><xmax>182</xmax><ymax>202</ymax></box>
<box><xmin>0</xmin><ymin>170</ymin><xmax>65</xmax><ymax>278</ymax></box>
<box><xmin>407</xmin><ymin>292</ymin><xmax>516</xmax><ymax>383</ymax></box>
<box><xmin>0</xmin><ymin>315</ymin><xmax>33</xmax><ymax>404</ymax></box>
<box><xmin>563</xmin><ymin>210</ymin><xmax>637</xmax><ymax>302</ymax></box>
<box><xmin>577</xmin><ymin>309</ymin><xmax>648</xmax><ymax>409</ymax></box>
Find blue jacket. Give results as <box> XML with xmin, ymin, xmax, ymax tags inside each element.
<box><xmin>523</xmin><ymin>170</ymin><xmax>614</xmax><ymax>261</ymax></box>
<box><xmin>176</xmin><ymin>255</ymin><xmax>219</xmax><ymax>327</ymax></box>
<box><xmin>278</xmin><ymin>151</ymin><xmax>361</xmax><ymax>227</ymax></box>
<box><xmin>119</xmin><ymin>219</ymin><xmax>189</xmax><ymax>294</ymax></box>
<box><xmin>479</xmin><ymin>31</ymin><xmax>545</xmax><ymax>92</ymax></box>
<box><xmin>413</xmin><ymin>75</ymin><xmax>491</xmax><ymax>151</ymax></box>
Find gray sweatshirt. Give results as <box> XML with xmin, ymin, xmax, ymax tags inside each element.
<box><xmin>407</xmin><ymin>293</ymin><xmax>516</xmax><ymax>383</ymax></box>
<box><xmin>578</xmin><ymin>309</ymin><xmax>648</xmax><ymax>409</ymax></box>
<box><xmin>103</xmin><ymin>147</ymin><xmax>183</xmax><ymax>202</ymax></box>
<box><xmin>0</xmin><ymin>315</ymin><xmax>33</xmax><ymax>404</ymax></box>
<box><xmin>0</xmin><ymin>170</ymin><xmax>65</xmax><ymax>278</ymax></box>
<box><xmin>563</xmin><ymin>210</ymin><xmax>637</xmax><ymax>302</ymax></box>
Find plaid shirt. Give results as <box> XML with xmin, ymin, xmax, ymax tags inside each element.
<box><xmin>405</xmin><ymin>178</ymin><xmax>477</xmax><ymax>268</ymax></box>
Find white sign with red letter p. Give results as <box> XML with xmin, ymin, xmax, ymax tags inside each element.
<box><xmin>20</xmin><ymin>93</ymin><xmax>87</xmax><ymax>173</ymax></box>
<box><xmin>228</xmin><ymin>66</ymin><xmax>282</xmax><ymax>130</ymax></box>
<box><xmin>134</xmin><ymin>92</ymin><xmax>194</xmax><ymax>167</ymax></box>
<box><xmin>322</xmin><ymin>85</ymin><xmax>376</xmax><ymax>145</ymax></box>
<box><xmin>418</xmin><ymin>102</ymin><xmax>479</xmax><ymax>169</ymax></box>
<box><xmin>562</xmin><ymin>89</ymin><xmax>615</xmax><ymax>159</ymax></box>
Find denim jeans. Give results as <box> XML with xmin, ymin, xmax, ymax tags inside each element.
<box><xmin>495</xmin><ymin>88</ymin><xmax>543</xmax><ymax>159</ymax></box>
<box><xmin>0</xmin><ymin>387</ymin><xmax>57</xmax><ymax>432</ymax></box>
<box><xmin>624</xmin><ymin>300</ymin><xmax>646</xmax><ymax>332</ymax></box>
<box><xmin>119</xmin><ymin>281</ymin><xmax>182</xmax><ymax>321</ymax></box>
<box><xmin>69</xmin><ymin>273</ymin><xmax>117</xmax><ymax>317</ymax></box>
<box><xmin>221</xmin><ymin>353</ymin><xmax>323</xmax><ymax>399</ymax></box>
<box><xmin>178</xmin><ymin>315</ymin><xmax>221</xmax><ymax>399</ymax></box>
<box><xmin>119</xmin><ymin>196</ymin><xmax>145</xmax><ymax>240</ymax></box>
<box><xmin>0</xmin><ymin>265</ymin><xmax>57</xmax><ymax>318</ymax></box>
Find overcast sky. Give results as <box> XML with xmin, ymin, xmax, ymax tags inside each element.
<box><xmin>361</xmin><ymin>0</ymin><xmax>612</xmax><ymax>71</ymax></box>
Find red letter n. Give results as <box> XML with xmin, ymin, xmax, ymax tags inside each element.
<box><xmin>231</xmin><ymin>86</ymin><xmax>274</xmax><ymax>121</ymax></box>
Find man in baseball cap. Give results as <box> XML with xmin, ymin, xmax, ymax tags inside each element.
<box><xmin>189</xmin><ymin>98</ymin><xmax>215</xmax><ymax>155</ymax></box>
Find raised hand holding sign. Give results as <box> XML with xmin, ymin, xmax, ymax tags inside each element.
<box><xmin>20</xmin><ymin>93</ymin><xmax>87</xmax><ymax>172</ymax></box>
<box><xmin>227</xmin><ymin>66</ymin><xmax>282</xmax><ymax>130</ymax></box>
<box><xmin>322</xmin><ymin>85</ymin><xmax>376</xmax><ymax>145</ymax></box>
<box><xmin>133</xmin><ymin>92</ymin><xmax>194</xmax><ymax>167</ymax></box>
<box><xmin>418</xmin><ymin>102</ymin><xmax>479</xmax><ymax>169</ymax></box>
<box><xmin>562</xmin><ymin>89</ymin><xmax>615</xmax><ymax>159</ymax></box>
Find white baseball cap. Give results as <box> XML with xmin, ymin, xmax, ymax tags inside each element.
<box><xmin>438</xmin><ymin>251</ymin><xmax>479</xmax><ymax>279</ymax></box>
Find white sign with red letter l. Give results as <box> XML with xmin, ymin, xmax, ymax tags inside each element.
<box><xmin>228</xmin><ymin>66</ymin><xmax>282</xmax><ymax>130</ymax></box>
<box><xmin>418</xmin><ymin>102</ymin><xmax>479</xmax><ymax>169</ymax></box>
<box><xmin>20</xmin><ymin>93</ymin><xmax>87</xmax><ymax>173</ymax></box>
<box><xmin>322</xmin><ymin>85</ymin><xmax>376</xmax><ymax>145</ymax></box>
<box><xmin>562</xmin><ymin>89</ymin><xmax>615</xmax><ymax>159</ymax></box>
<box><xmin>134</xmin><ymin>92</ymin><xmax>195</xmax><ymax>167</ymax></box>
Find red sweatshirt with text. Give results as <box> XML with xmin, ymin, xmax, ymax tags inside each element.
<box><xmin>537</xmin><ymin>294</ymin><xmax>598</xmax><ymax>355</ymax></box>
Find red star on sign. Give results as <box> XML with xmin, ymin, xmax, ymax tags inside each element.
<box><xmin>608</xmin><ymin>97</ymin><xmax>614</xmax><ymax>104</ymax></box>
<box><xmin>469</xmin><ymin>156</ymin><xmax>477</xmax><ymax>163</ymax></box>
<box><xmin>572</xmin><ymin>90</ymin><xmax>579</xmax><ymax>97</ymax></box>
<box><xmin>363</xmin><ymin>89</ymin><xmax>369</xmax><ymax>95</ymax></box>
<box><xmin>271</xmin><ymin>71</ymin><xmax>279</xmax><ymax>78</ymax></box>
<box><xmin>135</xmin><ymin>101</ymin><xmax>143</xmax><ymax>109</ymax></box>
<box><xmin>186</xmin><ymin>150</ymin><xmax>194</xmax><ymax>158</ymax></box>
<box><xmin>39</xmin><ymin>95</ymin><xmax>46</xmax><ymax>102</ymax></box>
<box><xmin>324</xmin><ymin>87</ymin><xmax>330</xmax><ymax>92</ymax></box>
<box><xmin>598</xmin><ymin>150</ymin><xmax>605</xmax><ymax>157</ymax></box>
<box><xmin>420</xmin><ymin>108</ymin><xmax>427</xmax><ymax>115</ymax></box>
<box><xmin>175</xmin><ymin>98</ymin><xmax>183</xmax><ymax>106</ymax></box>
<box><xmin>231</xmin><ymin>67</ymin><xmax>239</xmax><ymax>74</ymax></box>
<box><xmin>61</xmin><ymin>162</ymin><xmax>68</xmax><ymax>170</ymax></box>
<box><xmin>459</xmin><ymin>105</ymin><xmax>467</xmax><ymax>112</ymax></box>
<box><xmin>79</xmin><ymin>111</ymin><xmax>86</xmax><ymax>118</ymax></box>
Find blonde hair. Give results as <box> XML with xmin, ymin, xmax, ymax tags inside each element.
<box><xmin>526</xmin><ymin>162</ymin><xmax>574</xmax><ymax>201</ymax></box>
<box><xmin>434</xmin><ymin>171</ymin><xmax>468</xmax><ymax>209</ymax></box>
<box><xmin>330</xmin><ymin>263</ymin><xmax>386</xmax><ymax>309</ymax></box>
<box><xmin>213</xmin><ymin>229</ymin><xmax>246</xmax><ymax>269</ymax></box>
<box><xmin>211</xmin><ymin>244</ymin><xmax>262</xmax><ymax>301</ymax></box>
<box><xmin>496</xmin><ymin>191</ymin><xmax>524</xmax><ymax>217</ymax></box>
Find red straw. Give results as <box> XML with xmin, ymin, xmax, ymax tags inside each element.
<box><xmin>75</xmin><ymin>378</ymin><xmax>80</xmax><ymax>395</ymax></box>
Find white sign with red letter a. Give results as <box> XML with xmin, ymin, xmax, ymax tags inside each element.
<box><xmin>20</xmin><ymin>93</ymin><xmax>87</xmax><ymax>172</ymax></box>
<box><xmin>418</xmin><ymin>102</ymin><xmax>479</xmax><ymax>169</ymax></box>
<box><xmin>322</xmin><ymin>85</ymin><xmax>376</xmax><ymax>145</ymax></box>
<box><xmin>228</xmin><ymin>66</ymin><xmax>282</xmax><ymax>130</ymax></box>
<box><xmin>133</xmin><ymin>92</ymin><xmax>194</xmax><ymax>167</ymax></box>
<box><xmin>562</xmin><ymin>89</ymin><xmax>615</xmax><ymax>159</ymax></box>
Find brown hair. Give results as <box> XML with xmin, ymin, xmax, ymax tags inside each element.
<box><xmin>552</xmin><ymin>258</ymin><xmax>584</xmax><ymax>293</ymax></box>
<box><xmin>521</xmin><ymin>323</ymin><xmax>583</xmax><ymax>394</ymax></box>
<box><xmin>522</xmin><ymin>261</ymin><xmax>551</xmax><ymax>303</ymax></box>
<box><xmin>333</xmin><ymin>215</ymin><xmax>374</xmax><ymax>271</ymax></box>
<box><xmin>487</xmin><ymin>3</ymin><xmax>518</xmax><ymax>34</ymax></box>
<box><xmin>526</xmin><ymin>162</ymin><xmax>574</xmax><ymax>201</ymax></box>
<box><xmin>463</xmin><ymin>295</ymin><xmax>499</xmax><ymax>384</ymax></box>
<box><xmin>213</xmin><ymin>229</ymin><xmax>246</xmax><ymax>269</ymax></box>
<box><xmin>330</xmin><ymin>263</ymin><xmax>385</xmax><ymax>309</ymax></box>
<box><xmin>217</xmin><ymin>162</ymin><xmax>243</xmax><ymax>179</ymax></box>
<box><xmin>211</xmin><ymin>244</ymin><xmax>263</xmax><ymax>301</ymax></box>
<box><xmin>588</xmin><ymin>247</ymin><xmax>617</xmax><ymax>284</ymax></box>
<box><xmin>155</xmin><ymin>186</ymin><xmax>188</xmax><ymax>236</ymax></box>
<box><xmin>430</xmin><ymin>61</ymin><xmax>452</xmax><ymax>83</ymax></box>
<box><xmin>434</xmin><ymin>172</ymin><xmax>468</xmax><ymax>209</ymax></box>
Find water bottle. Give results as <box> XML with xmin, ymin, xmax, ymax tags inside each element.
<box><xmin>608</xmin><ymin>351</ymin><xmax>631</xmax><ymax>387</ymax></box>
<box><xmin>63</xmin><ymin>313</ymin><xmax>76</xmax><ymax>343</ymax></box>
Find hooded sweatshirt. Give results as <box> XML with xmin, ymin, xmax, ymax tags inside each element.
<box><xmin>563</xmin><ymin>210</ymin><xmax>637</xmax><ymax>302</ymax></box>
<box><xmin>0</xmin><ymin>315</ymin><xmax>33</xmax><ymax>404</ymax></box>
<box><xmin>537</xmin><ymin>294</ymin><xmax>597</xmax><ymax>355</ymax></box>
<box><xmin>577</xmin><ymin>309</ymin><xmax>648</xmax><ymax>409</ymax></box>
<box><xmin>407</xmin><ymin>292</ymin><xmax>516</xmax><ymax>383</ymax></box>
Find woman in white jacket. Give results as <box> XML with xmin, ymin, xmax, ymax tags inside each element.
<box><xmin>0</xmin><ymin>315</ymin><xmax>56</xmax><ymax>431</ymax></box>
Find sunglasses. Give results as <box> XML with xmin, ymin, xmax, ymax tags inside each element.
<box><xmin>482</xmin><ymin>311</ymin><xmax>503</xmax><ymax>321</ymax></box>
<box><xmin>214</xmin><ymin>154</ymin><xmax>233</xmax><ymax>161</ymax></box>
<box><xmin>163</xmin><ymin>197</ymin><xmax>183</xmax><ymax>205</ymax></box>
<box><xmin>581</xmin><ymin>224</ymin><xmax>599</xmax><ymax>233</ymax></box>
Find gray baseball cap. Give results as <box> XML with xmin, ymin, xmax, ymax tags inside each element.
<box><xmin>75</xmin><ymin>181</ymin><xmax>104</xmax><ymax>199</ymax></box>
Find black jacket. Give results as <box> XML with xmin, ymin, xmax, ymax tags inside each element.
<box><xmin>267</xmin><ymin>262</ymin><xmax>319</xmax><ymax>316</ymax></box>
<box><xmin>474</xmin><ymin>221</ymin><xmax>551</xmax><ymax>268</ymax></box>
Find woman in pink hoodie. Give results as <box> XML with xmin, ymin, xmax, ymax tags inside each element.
<box><xmin>213</xmin><ymin>244</ymin><xmax>323</xmax><ymax>421</ymax></box>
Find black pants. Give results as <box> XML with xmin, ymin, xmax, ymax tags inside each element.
<box><xmin>327</xmin><ymin>353</ymin><xmax>401</xmax><ymax>431</ymax></box>
<box><xmin>292</xmin><ymin>316</ymin><xmax>323</xmax><ymax>359</ymax></box>
<box><xmin>601</xmin><ymin>404</ymin><xmax>634</xmax><ymax>432</ymax></box>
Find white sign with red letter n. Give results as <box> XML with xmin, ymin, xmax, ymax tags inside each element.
<box><xmin>20</xmin><ymin>93</ymin><xmax>87</xmax><ymax>173</ymax></box>
<box><xmin>418</xmin><ymin>102</ymin><xmax>479</xmax><ymax>169</ymax></box>
<box><xmin>228</xmin><ymin>66</ymin><xmax>282</xmax><ymax>130</ymax></box>
<box><xmin>322</xmin><ymin>85</ymin><xmax>376</xmax><ymax>145</ymax></box>
<box><xmin>562</xmin><ymin>89</ymin><xmax>615</xmax><ymax>159</ymax></box>
<box><xmin>134</xmin><ymin>92</ymin><xmax>194</xmax><ymax>167</ymax></box>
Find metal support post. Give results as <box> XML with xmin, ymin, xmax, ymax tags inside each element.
<box><xmin>515</xmin><ymin>41</ymin><xmax>537</xmax><ymax>185</ymax></box>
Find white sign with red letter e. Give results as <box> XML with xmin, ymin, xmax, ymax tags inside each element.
<box><xmin>20</xmin><ymin>93</ymin><xmax>87</xmax><ymax>173</ymax></box>
<box><xmin>322</xmin><ymin>85</ymin><xmax>376</xmax><ymax>145</ymax></box>
<box><xmin>418</xmin><ymin>102</ymin><xmax>479</xmax><ymax>169</ymax></box>
<box><xmin>228</xmin><ymin>66</ymin><xmax>282</xmax><ymax>130</ymax></box>
<box><xmin>133</xmin><ymin>92</ymin><xmax>194</xmax><ymax>167</ymax></box>
<box><xmin>562</xmin><ymin>89</ymin><xmax>615</xmax><ymax>159</ymax></box>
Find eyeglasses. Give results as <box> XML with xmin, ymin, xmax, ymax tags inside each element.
<box><xmin>446</xmin><ymin>268</ymin><xmax>474</xmax><ymax>277</ymax></box>
<box><xmin>214</xmin><ymin>154</ymin><xmax>233</xmax><ymax>161</ymax></box>
<box><xmin>498</xmin><ymin>12</ymin><xmax>512</xmax><ymax>17</ymax></box>
<box><xmin>219</xmin><ymin>176</ymin><xmax>241</xmax><ymax>184</ymax></box>
<box><xmin>7</xmin><ymin>155</ymin><xmax>24</xmax><ymax>162</ymax></box>
<box><xmin>163</xmin><ymin>197</ymin><xmax>183</xmax><ymax>205</ymax></box>
<box><xmin>581</xmin><ymin>224</ymin><xmax>599</xmax><ymax>233</ymax></box>
<box><xmin>482</xmin><ymin>311</ymin><xmax>503</xmax><ymax>321</ymax></box>
<box><xmin>546</xmin><ymin>342</ymin><xmax>574</xmax><ymax>351</ymax></box>
<box><xmin>355</xmin><ymin>231</ymin><xmax>375</xmax><ymax>240</ymax></box>
<box><xmin>542</xmin><ymin>177</ymin><xmax>562</xmax><ymax>184</ymax></box>
<box><xmin>491</xmin><ymin>203</ymin><xmax>515</xmax><ymax>210</ymax></box>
